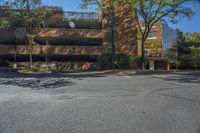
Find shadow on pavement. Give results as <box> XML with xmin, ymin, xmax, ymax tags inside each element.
<box><xmin>157</xmin><ymin>93</ymin><xmax>200</xmax><ymax>104</ymax></box>
<box><xmin>154</xmin><ymin>71</ymin><xmax>200</xmax><ymax>85</ymax></box>
<box><xmin>0</xmin><ymin>77</ymin><xmax>75</xmax><ymax>90</ymax></box>
<box><xmin>0</xmin><ymin>71</ymin><xmax>107</xmax><ymax>90</ymax></box>
<box><xmin>0</xmin><ymin>71</ymin><xmax>107</xmax><ymax>78</ymax></box>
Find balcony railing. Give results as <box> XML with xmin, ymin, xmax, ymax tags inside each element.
<box><xmin>63</xmin><ymin>11</ymin><xmax>101</xmax><ymax>21</ymax></box>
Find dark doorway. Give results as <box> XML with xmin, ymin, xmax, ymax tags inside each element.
<box><xmin>155</xmin><ymin>61</ymin><xmax>166</xmax><ymax>70</ymax></box>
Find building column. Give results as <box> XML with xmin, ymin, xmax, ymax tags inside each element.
<box><xmin>166</xmin><ymin>61</ymin><xmax>170</xmax><ymax>71</ymax></box>
<box><xmin>114</xmin><ymin>0</ymin><xmax>137</xmax><ymax>54</ymax></box>
<box><xmin>149</xmin><ymin>60</ymin><xmax>155</xmax><ymax>70</ymax></box>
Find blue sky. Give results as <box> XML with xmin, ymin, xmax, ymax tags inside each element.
<box><xmin>42</xmin><ymin>0</ymin><xmax>200</xmax><ymax>33</ymax></box>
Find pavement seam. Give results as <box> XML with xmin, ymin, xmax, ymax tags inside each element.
<box><xmin>156</xmin><ymin>93</ymin><xmax>200</xmax><ymax>104</ymax></box>
<box><xmin>148</xmin><ymin>84</ymin><xmax>200</xmax><ymax>94</ymax></box>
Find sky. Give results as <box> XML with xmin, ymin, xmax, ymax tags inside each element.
<box><xmin>42</xmin><ymin>0</ymin><xmax>200</xmax><ymax>33</ymax></box>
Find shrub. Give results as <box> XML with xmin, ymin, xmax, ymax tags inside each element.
<box><xmin>129</xmin><ymin>54</ymin><xmax>137</xmax><ymax>69</ymax></box>
<box><xmin>179</xmin><ymin>55</ymin><xmax>193</xmax><ymax>69</ymax></box>
<box><xmin>98</xmin><ymin>52</ymin><xmax>113</xmax><ymax>69</ymax></box>
<box><xmin>134</xmin><ymin>56</ymin><xmax>143</xmax><ymax>69</ymax></box>
<box><xmin>98</xmin><ymin>53</ymin><xmax>139</xmax><ymax>70</ymax></box>
<box><xmin>114</xmin><ymin>53</ymin><xmax>130</xmax><ymax>69</ymax></box>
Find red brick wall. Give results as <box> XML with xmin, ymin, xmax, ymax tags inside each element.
<box><xmin>115</xmin><ymin>1</ymin><xmax>137</xmax><ymax>54</ymax></box>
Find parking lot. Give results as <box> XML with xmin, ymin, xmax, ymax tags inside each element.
<box><xmin>0</xmin><ymin>71</ymin><xmax>200</xmax><ymax>133</ymax></box>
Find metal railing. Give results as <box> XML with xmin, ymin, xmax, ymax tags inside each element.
<box><xmin>63</xmin><ymin>11</ymin><xmax>101</xmax><ymax>21</ymax></box>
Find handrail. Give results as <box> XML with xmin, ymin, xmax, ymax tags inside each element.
<box><xmin>63</xmin><ymin>11</ymin><xmax>101</xmax><ymax>21</ymax></box>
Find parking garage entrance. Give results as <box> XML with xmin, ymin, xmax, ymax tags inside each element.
<box><xmin>148</xmin><ymin>57</ymin><xmax>170</xmax><ymax>70</ymax></box>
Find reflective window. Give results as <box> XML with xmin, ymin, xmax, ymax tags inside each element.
<box><xmin>148</xmin><ymin>32</ymin><xmax>157</xmax><ymax>39</ymax></box>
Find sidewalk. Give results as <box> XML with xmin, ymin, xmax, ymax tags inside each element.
<box><xmin>0</xmin><ymin>69</ymin><xmax>199</xmax><ymax>78</ymax></box>
<box><xmin>65</xmin><ymin>69</ymin><xmax>200</xmax><ymax>76</ymax></box>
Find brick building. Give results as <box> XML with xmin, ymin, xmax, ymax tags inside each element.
<box><xmin>0</xmin><ymin>2</ymin><xmax>176</xmax><ymax>70</ymax></box>
<box><xmin>137</xmin><ymin>21</ymin><xmax>177</xmax><ymax>70</ymax></box>
<box><xmin>0</xmin><ymin>2</ymin><xmax>137</xmax><ymax>70</ymax></box>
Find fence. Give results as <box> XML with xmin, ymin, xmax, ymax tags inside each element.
<box><xmin>63</xmin><ymin>11</ymin><xmax>101</xmax><ymax>21</ymax></box>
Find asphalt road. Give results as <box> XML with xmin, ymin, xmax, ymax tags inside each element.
<box><xmin>0</xmin><ymin>71</ymin><xmax>200</xmax><ymax>133</ymax></box>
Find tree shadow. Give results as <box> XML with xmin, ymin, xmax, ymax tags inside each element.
<box><xmin>0</xmin><ymin>77</ymin><xmax>75</xmax><ymax>90</ymax></box>
<box><xmin>154</xmin><ymin>72</ymin><xmax>200</xmax><ymax>85</ymax></box>
<box><xmin>0</xmin><ymin>71</ymin><xmax>107</xmax><ymax>90</ymax></box>
<box><xmin>0</xmin><ymin>71</ymin><xmax>108</xmax><ymax>78</ymax></box>
<box><xmin>156</xmin><ymin>93</ymin><xmax>200</xmax><ymax>104</ymax></box>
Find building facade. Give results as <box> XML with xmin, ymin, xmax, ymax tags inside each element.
<box><xmin>0</xmin><ymin>2</ymin><xmax>137</xmax><ymax>70</ymax></box>
<box><xmin>0</xmin><ymin>3</ymin><xmax>176</xmax><ymax>70</ymax></box>
<box><xmin>137</xmin><ymin>21</ymin><xmax>177</xmax><ymax>70</ymax></box>
<box><xmin>162</xmin><ymin>23</ymin><xmax>177</xmax><ymax>52</ymax></box>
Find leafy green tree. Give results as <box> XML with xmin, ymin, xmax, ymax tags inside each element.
<box><xmin>0</xmin><ymin>0</ymin><xmax>10</xmax><ymax>28</ymax></box>
<box><xmin>126</xmin><ymin>0</ymin><xmax>199</xmax><ymax>70</ymax></box>
<box><xmin>177</xmin><ymin>29</ymin><xmax>191</xmax><ymax>57</ymax></box>
<box><xmin>177</xmin><ymin>30</ymin><xmax>200</xmax><ymax>56</ymax></box>
<box><xmin>9</xmin><ymin>0</ymin><xmax>49</xmax><ymax>69</ymax></box>
<box><xmin>82</xmin><ymin>0</ymin><xmax>118</xmax><ymax>69</ymax></box>
<box><xmin>0</xmin><ymin>19</ymin><xmax>9</xmax><ymax>28</ymax></box>
<box><xmin>190</xmin><ymin>46</ymin><xmax>200</xmax><ymax>70</ymax></box>
<box><xmin>176</xmin><ymin>29</ymin><xmax>200</xmax><ymax>69</ymax></box>
<box><xmin>191</xmin><ymin>32</ymin><xmax>200</xmax><ymax>43</ymax></box>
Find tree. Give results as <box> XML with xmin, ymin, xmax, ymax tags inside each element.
<box><xmin>190</xmin><ymin>46</ymin><xmax>200</xmax><ymax>70</ymax></box>
<box><xmin>177</xmin><ymin>30</ymin><xmax>200</xmax><ymax>56</ymax></box>
<box><xmin>0</xmin><ymin>0</ymin><xmax>10</xmax><ymax>28</ymax></box>
<box><xmin>191</xmin><ymin>32</ymin><xmax>200</xmax><ymax>43</ymax></box>
<box><xmin>0</xmin><ymin>18</ymin><xmax>9</xmax><ymax>28</ymax></box>
<box><xmin>176</xmin><ymin>29</ymin><xmax>200</xmax><ymax>69</ymax></box>
<box><xmin>82</xmin><ymin>0</ymin><xmax>118</xmax><ymax>69</ymax></box>
<box><xmin>9</xmin><ymin>0</ymin><xmax>49</xmax><ymax>69</ymax></box>
<box><xmin>126</xmin><ymin>0</ymin><xmax>199</xmax><ymax>70</ymax></box>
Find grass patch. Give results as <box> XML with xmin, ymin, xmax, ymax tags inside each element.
<box><xmin>18</xmin><ymin>67</ymin><xmax>52</xmax><ymax>74</ymax></box>
<box><xmin>57</xmin><ymin>69</ymin><xmax>82</xmax><ymax>73</ymax></box>
<box><xmin>17</xmin><ymin>64</ymin><xmax>82</xmax><ymax>74</ymax></box>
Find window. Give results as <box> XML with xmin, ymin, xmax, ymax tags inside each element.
<box><xmin>147</xmin><ymin>32</ymin><xmax>157</xmax><ymax>39</ymax></box>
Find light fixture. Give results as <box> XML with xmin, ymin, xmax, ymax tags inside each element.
<box><xmin>69</xmin><ymin>21</ymin><xmax>76</xmax><ymax>29</ymax></box>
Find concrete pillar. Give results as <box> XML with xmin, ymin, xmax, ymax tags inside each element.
<box><xmin>149</xmin><ymin>60</ymin><xmax>155</xmax><ymax>70</ymax></box>
<box><xmin>166</xmin><ymin>61</ymin><xmax>170</xmax><ymax>71</ymax></box>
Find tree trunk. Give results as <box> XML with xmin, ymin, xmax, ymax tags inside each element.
<box><xmin>196</xmin><ymin>64</ymin><xmax>198</xmax><ymax>71</ymax></box>
<box><xmin>30</xmin><ymin>52</ymin><xmax>33</xmax><ymax>70</ymax></box>
<box><xmin>141</xmin><ymin>39</ymin><xmax>146</xmax><ymax>70</ymax></box>
<box><xmin>111</xmin><ymin>21</ymin><xmax>115</xmax><ymax>69</ymax></box>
